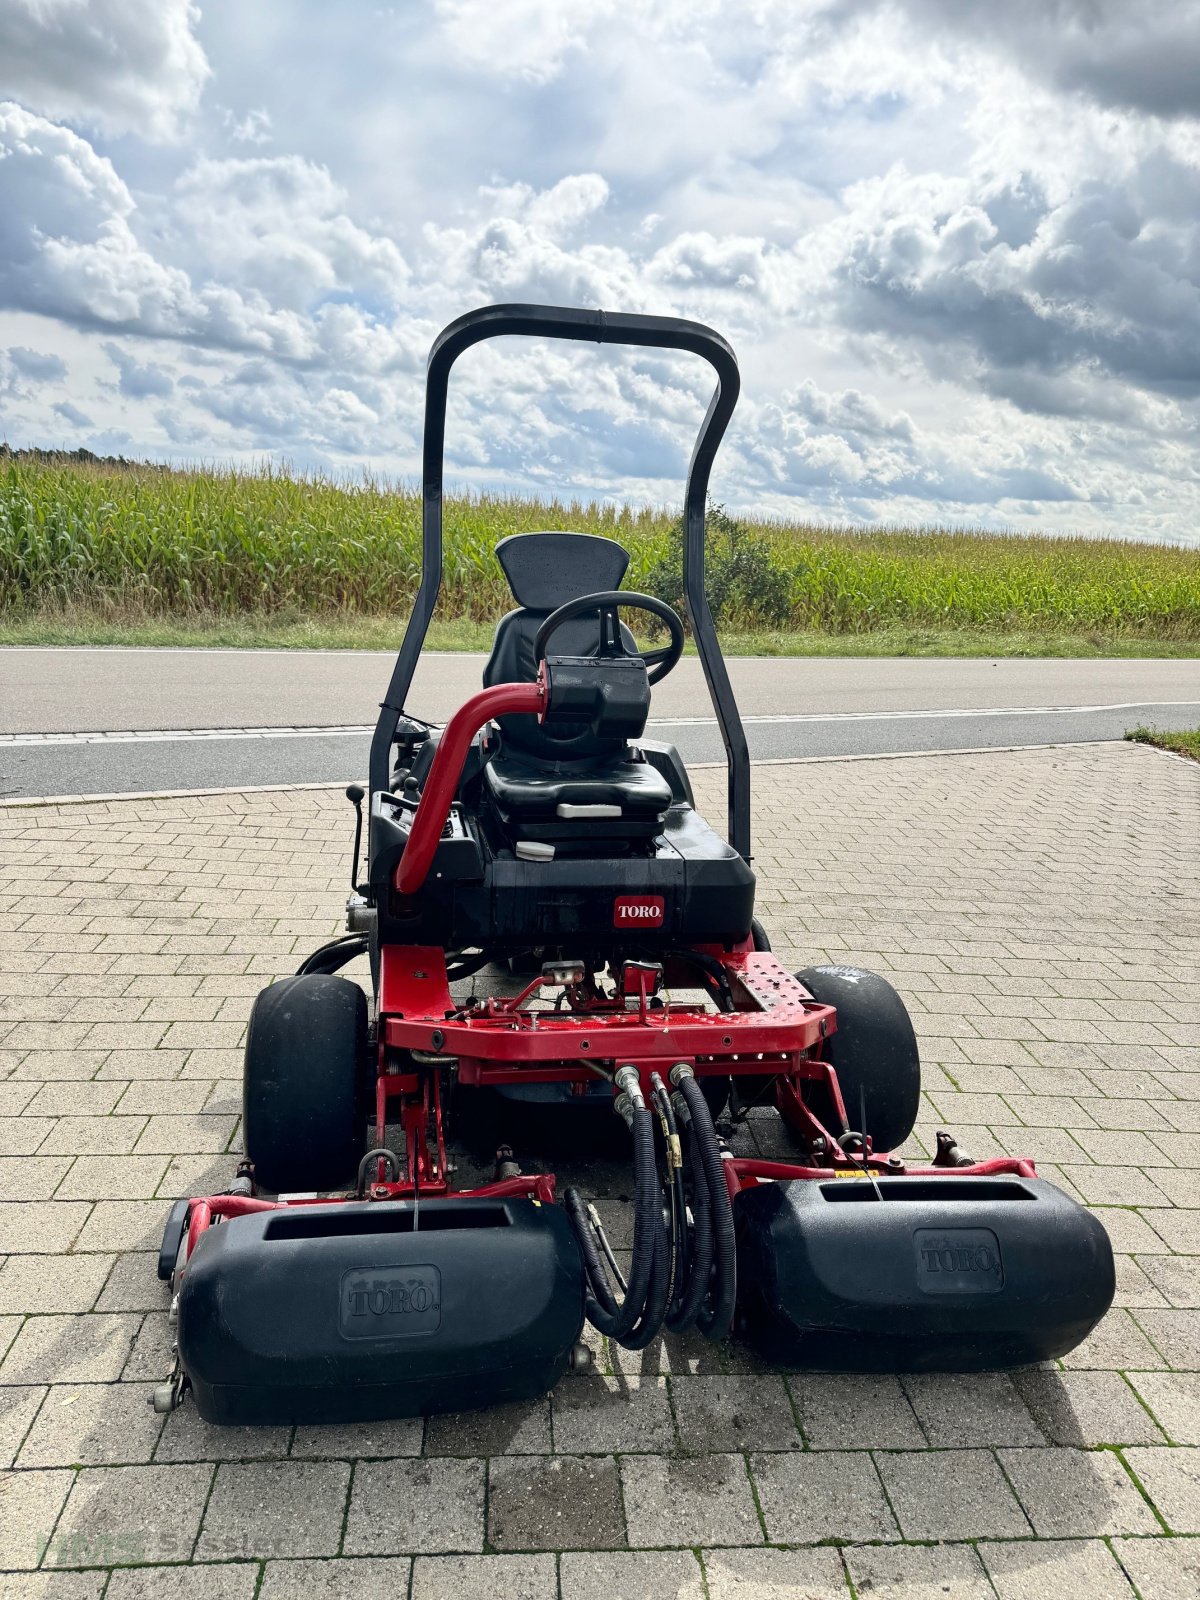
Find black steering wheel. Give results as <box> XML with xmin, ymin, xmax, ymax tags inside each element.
<box><xmin>533</xmin><ymin>590</ymin><xmax>685</xmax><ymax>686</ymax></box>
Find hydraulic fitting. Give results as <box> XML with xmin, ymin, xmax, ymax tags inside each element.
<box><xmin>669</xmin><ymin>1062</ymin><xmax>695</xmax><ymax>1086</ymax></box>
<box><xmin>614</xmin><ymin>1064</ymin><xmax>646</xmax><ymax>1109</ymax></box>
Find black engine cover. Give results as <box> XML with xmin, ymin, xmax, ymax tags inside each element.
<box><xmin>178</xmin><ymin>1198</ymin><xmax>585</xmax><ymax>1424</ymax></box>
<box><xmin>735</xmin><ymin>1175</ymin><xmax>1114</xmax><ymax>1372</ymax></box>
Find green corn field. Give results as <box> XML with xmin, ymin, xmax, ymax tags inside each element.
<box><xmin>2</xmin><ymin>456</ymin><xmax>1198</xmax><ymax>642</ymax></box>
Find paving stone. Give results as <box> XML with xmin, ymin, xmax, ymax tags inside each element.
<box><xmin>1061</xmin><ymin>1308</ymin><xmax>1167</xmax><ymax>1370</ymax></box>
<box><xmin>45</xmin><ymin>1462</ymin><xmax>211</xmax><ymax>1566</ymax></box>
<box><xmin>0</xmin><ymin>1381</ymin><xmax>43</xmax><ymax>1466</ymax></box>
<box><xmin>1013</xmin><ymin>1369</ymin><xmax>1165</xmax><ymax>1445</ymax></box>
<box><xmin>0</xmin><ymin>1119</ymin><xmax>56</xmax><ymax>1157</ymax></box>
<box><xmin>901</xmin><ymin>1372</ymin><xmax>1044</xmax><ymax>1446</ymax></box>
<box><xmin>18</xmin><ymin>1381</ymin><xmax>163</xmax><ymax>1466</ymax></box>
<box><xmin>1000</xmin><ymin>1445</ymin><xmax>1161</xmax><ymax>1535</ymax></box>
<box><xmin>0</xmin><ymin>1253</ymin><xmax>114</xmax><ymax>1314</ymax></box>
<box><xmin>552</xmin><ymin>1375</ymin><xmax>675</xmax><ymax>1453</ymax></box>
<box><xmin>0</xmin><ymin>1202</ymin><xmax>92</xmax><ymax>1254</ymax></box>
<box><xmin>1114</xmin><ymin>1254</ymin><xmax>1170</xmax><ymax>1309</ymax></box>
<box><xmin>1097</xmin><ymin>1209</ymin><xmax>1174</xmax><ymax>1254</ymax></box>
<box><xmin>412</xmin><ymin>1553</ymin><xmax>556</xmax><ymax>1600</ymax></box>
<box><xmin>41</xmin><ymin>1118</ymin><xmax>146</xmax><ymax>1158</ymax></box>
<box><xmin>1136</xmin><ymin>1309</ymin><xmax>1200</xmax><ymax>1370</ymax></box>
<box><xmin>982</xmin><ymin>1538</ymin><xmax>1137</xmax><ymax>1600</ymax></box>
<box><xmin>0</xmin><ymin>1572</ymin><xmax>107</xmax><ymax>1600</ymax></box>
<box><xmin>345</xmin><ymin>1456</ymin><xmax>485</xmax><ymax>1554</ymax></box>
<box><xmin>196</xmin><ymin>1460</ymin><xmax>350</xmax><ymax>1559</ymax></box>
<box><xmin>1139</xmin><ymin>1255</ymin><xmax>1200</xmax><ymax>1307</ymax></box>
<box><xmin>259</xmin><ymin>1558</ymin><xmax>413</xmax><ymax>1600</ymax></box>
<box><xmin>621</xmin><ymin>1451</ymin><xmax>761</xmax><ymax>1547</ymax></box>
<box><xmin>0</xmin><ymin>1313</ymin><xmax>140</xmax><ymax>1383</ymax></box>
<box><xmin>155</xmin><ymin>1402</ymin><xmax>291</xmax><ymax>1461</ymax></box>
<box><xmin>1111</xmin><ymin>1534</ymin><xmax>1200</xmax><ymax>1599</ymax></box>
<box><xmin>25</xmin><ymin>1083</ymin><xmax>126</xmax><ymax>1117</ymax></box>
<box><xmin>1130</xmin><ymin>1371</ymin><xmax>1200</xmax><ymax>1443</ymax></box>
<box><xmin>74</xmin><ymin>1201</ymin><xmax>165</xmax><ymax>1253</ymax></box>
<box><xmin>671</xmin><ymin>1374</ymin><xmax>801</xmax><ymax>1453</ymax></box>
<box><xmin>93</xmin><ymin>1253</ymin><xmax>166</xmax><ymax>1312</ymax></box>
<box><xmin>0</xmin><ymin>1158</ymin><xmax>68</xmax><ymax>1202</ymax></box>
<box><xmin>701</xmin><ymin>1546</ymin><xmax>848</xmax><ymax>1600</ymax></box>
<box><xmin>846</xmin><ymin>1542</ymin><xmax>993</xmax><ymax>1599</ymax></box>
<box><xmin>553</xmin><ymin>1552</ymin><xmax>710</xmax><ymax>1600</ymax></box>
<box><xmin>485</xmin><ymin>1453</ymin><xmax>623</xmax><ymax>1551</ymax></box>
<box><xmin>876</xmin><ymin>1448</ymin><xmax>1029</xmax><ymax>1539</ymax></box>
<box><xmin>1125</xmin><ymin>1445</ymin><xmax>1200</xmax><ymax>1533</ymax></box>
<box><xmin>105</xmin><ymin>1567</ymin><xmax>259</xmax><ymax>1600</ymax></box>
<box><xmin>789</xmin><ymin>1373</ymin><xmax>924</xmax><ymax>1448</ymax></box>
<box><xmin>751</xmin><ymin>1449</ymin><xmax>896</xmax><ymax>1543</ymax></box>
<box><xmin>608</xmin><ymin>1327</ymin><xmax>723</xmax><ymax>1376</ymax></box>
<box><xmin>120</xmin><ymin>1311</ymin><xmax>174</xmax><ymax>1381</ymax></box>
<box><xmin>292</xmin><ymin>1413</ymin><xmax>424</xmax><ymax>1458</ymax></box>
<box><xmin>0</xmin><ymin>1467</ymin><xmax>73</xmax><ymax>1569</ymax></box>
<box><xmin>55</xmin><ymin>1157</ymin><xmax>171</xmax><ymax>1201</ymax></box>
<box><xmin>134</xmin><ymin>1114</ymin><xmax>237</xmax><ymax>1155</ymax></box>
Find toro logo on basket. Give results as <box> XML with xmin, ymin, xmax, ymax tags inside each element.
<box><xmin>614</xmin><ymin>895</ymin><xmax>665</xmax><ymax>928</ymax></box>
<box><xmin>339</xmin><ymin>1265</ymin><xmax>442</xmax><ymax>1338</ymax></box>
<box><xmin>914</xmin><ymin>1228</ymin><xmax>1003</xmax><ymax>1295</ymax></box>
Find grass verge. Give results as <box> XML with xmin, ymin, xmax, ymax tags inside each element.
<box><xmin>1125</xmin><ymin>725</ymin><xmax>1200</xmax><ymax>760</ymax></box>
<box><xmin>2</xmin><ymin>607</ymin><xmax>1199</xmax><ymax>658</ymax></box>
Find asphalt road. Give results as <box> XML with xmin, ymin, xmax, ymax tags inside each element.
<box><xmin>1</xmin><ymin>647</ymin><xmax>1196</xmax><ymax>799</ymax></box>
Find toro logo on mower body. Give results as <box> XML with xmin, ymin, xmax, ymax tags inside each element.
<box><xmin>339</xmin><ymin>1265</ymin><xmax>442</xmax><ymax>1338</ymax></box>
<box><xmin>614</xmin><ymin>895</ymin><xmax>665</xmax><ymax>929</ymax></box>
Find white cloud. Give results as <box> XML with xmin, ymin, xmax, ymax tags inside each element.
<box><xmin>432</xmin><ymin>0</ymin><xmax>619</xmax><ymax>84</ymax></box>
<box><xmin>0</xmin><ymin>0</ymin><xmax>209</xmax><ymax>140</ymax></box>
<box><xmin>0</xmin><ymin>1</ymin><xmax>1196</xmax><ymax>542</ymax></box>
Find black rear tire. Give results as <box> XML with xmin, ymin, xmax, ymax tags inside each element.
<box><xmin>243</xmin><ymin>974</ymin><xmax>370</xmax><ymax>1194</ymax></box>
<box><xmin>796</xmin><ymin>965</ymin><xmax>921</xmax><ymax>1154</ymax></box>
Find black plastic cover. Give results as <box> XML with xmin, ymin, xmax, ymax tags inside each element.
<box><xmin>177</xmin><ymin>1198</ymin><xmax>585</xmax><ymax>1424</ymax></box>
<box><xmin>543</xmin><ymin>655</ymin><xmax>651</xmax><ymax>743</ymax></box>
<box><xmin>735</xmin><ymin>1175</ymin><xmax>1114</xmax><ymax>1371</ymax></box>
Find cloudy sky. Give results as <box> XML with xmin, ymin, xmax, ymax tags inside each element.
<box><xmin>1</xmin><ymin>0</ymin><xmax>1199</xmax><ymax>544</ymax></box>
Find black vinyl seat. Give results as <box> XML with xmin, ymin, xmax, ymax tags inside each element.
<box><xmin>485</xmin><ymin>751</ymin><xmax>672</xmax><ymax>845</ymax></box>
<box><xmin>481</xmin><ymin>531</ymin><xmax>672</xmax><ymax>846</ymax></box>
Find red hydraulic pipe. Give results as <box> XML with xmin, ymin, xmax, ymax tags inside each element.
<box><xmin>394</xmin><ymin>679</ymin><xmax>546</xmax><ymax>895</ymax></box>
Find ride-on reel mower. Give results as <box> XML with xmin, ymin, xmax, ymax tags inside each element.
<box><xmin>155</xmin><ymin>305</ymin><xmax>1114</xmax><ymax>1424</ymax></box>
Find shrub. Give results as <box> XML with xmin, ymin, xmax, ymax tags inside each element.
<box><xmin>641</xmin><ymin>502</ymin><xmax>793</xmax><ymax>630</ymax></box>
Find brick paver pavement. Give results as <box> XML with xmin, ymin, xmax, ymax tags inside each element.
<box><xmin>0</xmin><ymin>740</ymin><xmax>1197</xmax><ymax>1598</ymax></box>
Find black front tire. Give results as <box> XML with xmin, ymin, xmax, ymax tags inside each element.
<box><xmin>796</xmin><ymin>965</ymin><xmax>921</xmax><ymax>1154</ymax></box>
<box><xmin>243</xmin><ymin>974</ymin><xmax>370</xmax><ymax>1194</ymax></box>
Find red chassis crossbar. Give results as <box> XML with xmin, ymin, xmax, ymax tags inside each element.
<box><xmin>374</xmin><ymin>944</ymin><xmax>1036</xmax><ymax>1186</ymax></box>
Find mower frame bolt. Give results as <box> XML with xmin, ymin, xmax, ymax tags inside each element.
<box><xmin>568</xmin><ymin>1340</ymin><xmax>595</xmax><ymax>1374</ymax></box>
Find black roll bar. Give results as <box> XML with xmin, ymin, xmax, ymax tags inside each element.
<box><xmin>369</xmin><ymin>303</ymin><xmax>751</xmax><ymax>860</ymax></box>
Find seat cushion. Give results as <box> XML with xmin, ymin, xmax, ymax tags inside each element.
<box><xmin>485</xmin><ymin>752</ymin><xmax>672</xmax><ymax>828</ymax></box>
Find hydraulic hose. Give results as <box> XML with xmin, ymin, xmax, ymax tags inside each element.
<box><xmin>296</xmin><ymin>934</ymin><xmax>369</xmax><ymax>976</ymax></box>
<box><xmin>664</xmin><ymin>1096</ymin><xmax>715</xmax><ymax>1335</ymax></box>
<box><xmin>618</xmin><ymin>1184</ymin><xmax>671</xmax><ymax>1351</ymax></box>
<box><xmin>564</xmin><ymin>1098</ymin><xmax>662</xmax><ymax>1345</ymax></box>
<box><xmin>674</xmin><ymin>1069</ymin><xmax>737</xmax><ymax>1342</ymax></box>
<box><xmin>650</xmin><ymin>1075</ymin><xmax>687</xmax><ymax>1310</ymax></box>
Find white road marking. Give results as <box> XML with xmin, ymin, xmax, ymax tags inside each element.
<box><xmin>2</xmin><ymin>702</ymin><xmax>1198</xmax><ymax>747</ymax></box>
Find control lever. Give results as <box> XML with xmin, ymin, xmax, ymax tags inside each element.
<box><xmin>346</xmin><ymin>784</ymin><xmax>365</xmax><ymax>892</ymax></box>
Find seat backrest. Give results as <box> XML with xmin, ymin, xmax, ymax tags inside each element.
<box><xmin>483</xmin><ymin>531</ymin><xmax>637</xmax><ymax>762</ymax></box>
